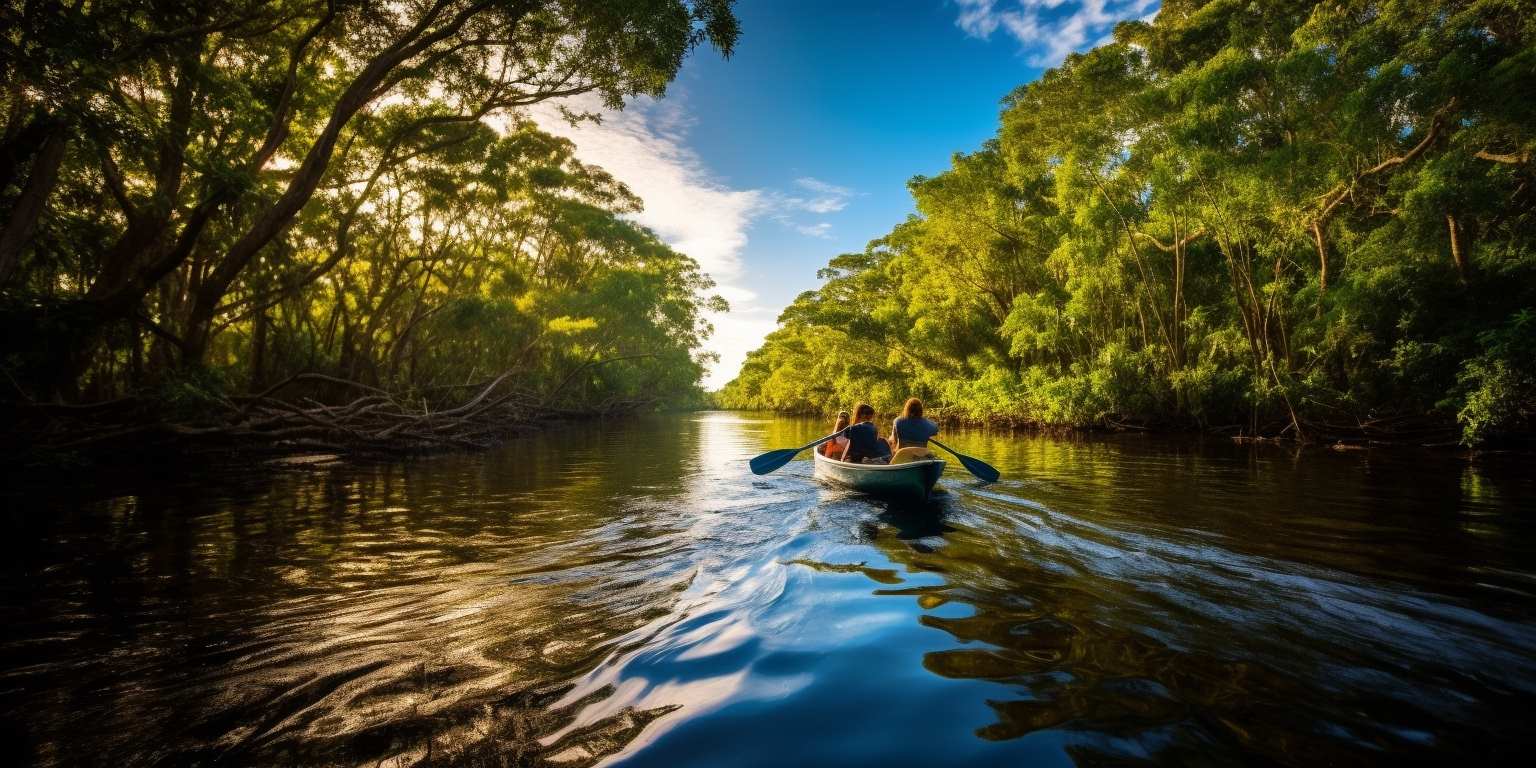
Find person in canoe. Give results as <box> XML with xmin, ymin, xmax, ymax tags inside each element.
<box><xmin>840</xmin><ymin>402</ymin><xmax>893</xmax><ymax>464</ymax></box>
<box><xmin>888</xmin><ymin>397</ymin><xmax>938</xmax><ymax>464</ymax></box>
<box><xmin>820</xmin><ymin>411</ymin><xmax>851</xmax><ymax>460</ymax></box>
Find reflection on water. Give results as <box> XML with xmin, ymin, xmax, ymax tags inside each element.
<box><xmin>2</xmin><ymin>412</ymin><xmax>1535</xmax><ymax>766</ymax></box>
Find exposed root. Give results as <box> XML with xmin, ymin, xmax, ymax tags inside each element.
<box><xmin>4</xmin><ymin>370</ymin><xmax>658</xmax><ymax>468</ymax></box>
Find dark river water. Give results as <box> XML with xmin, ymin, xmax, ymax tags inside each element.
<box><xmin>3</xmin><ymin>412</ymin><xmax>1535</xmax><ymax>766</ymax></box>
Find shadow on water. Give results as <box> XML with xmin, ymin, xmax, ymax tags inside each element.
<box><xmin>877</xmin><ymin>496</ymin><xmax>957</xmax><ymax>541</ymax></box>
<box><xmin>2</xmin><ymin>411</ymin><xmax>1535</xmax><ymax>767</ymax></box>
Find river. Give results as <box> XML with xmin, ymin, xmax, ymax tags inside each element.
<box><xmin>2</xmin><ymin>412</ymin><xmax>1534</xmax><ymax>766</ymax></box>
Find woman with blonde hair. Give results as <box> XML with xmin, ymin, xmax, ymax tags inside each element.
<box><xmin>888</xmin><ymin>397</ymin><xmax>939</xmax><ymax>464</ymax></box>
<box><xmin>820</xmin><ymin>411</ymin><xmax>850</xmax><ymax>459</ymax></box>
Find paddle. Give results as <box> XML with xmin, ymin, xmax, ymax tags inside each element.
<box><xmin>929</xmin><ymin>438</ymin><xmax>1001</xmax><ymax>482</ymax></box>
<box><xmin>749</xmin><ymin>433</ymin><xmax>840</xmax><ymax>475</ymax></box>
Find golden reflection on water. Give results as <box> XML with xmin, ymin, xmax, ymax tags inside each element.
<box><xmin>1</xmin><ymin>412</ymin><xmax>1533</xmax><ymax>767</ymax></box>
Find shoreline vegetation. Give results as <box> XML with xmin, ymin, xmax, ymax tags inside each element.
<box><xmin>719</xmin><ymin>2</ymin><xmax>1536</xmax><ymax>449</ymax></box>
<box><xmin>0</xmin><ymin>2</ymin><xmax>739</xmax><ymax>468</ymax></box>
<box><xmin>8</xmin><ymin>373</ymin><xmax>679</xmax><ymax>474</ymax></box>
<box><xmin>722</xmin><ymin>405</ymin><xmax>1486</xmax><ymax>453</ymax></box>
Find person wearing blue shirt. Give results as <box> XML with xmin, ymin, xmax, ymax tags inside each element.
<box><xmin>888</xmin><ymin>398</ymin><xmax>939</xmax><ymax>464</ymax></box>
<box><xmin>840</xmin><ymin>402</ymin><xmax>892</xmax><ymax>463</ymax></box>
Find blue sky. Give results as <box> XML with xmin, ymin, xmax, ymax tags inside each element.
<box><xmin>532</xmin><ymin>0</ymin><xmax>1159</xmax><ymax>388</ymax></box>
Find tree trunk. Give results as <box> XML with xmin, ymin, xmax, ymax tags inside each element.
<box><xmin>180</xmin><ymin>2</ymin><xmax>498</xmax><ymax>362</ymax></box>
<box><xmin>1446</xmin><ymin>213</ymin><xmax>1468</xmax><ymax>282</ymax></box>
<box><xmin>250</xmin><ymin>310</ymin><xmax>269</xmax><ymax>391</ymax></box>
<box><xmin>1310</xmin><ymin>220</ymin><xmax>1328</xmax><ymax>295</ymax></box>
<box><xmin>0</xmin><ymin>127</ymin><xmax>66</xmax><ymax>286</ymax></box>
<box><xmin>0</xmin><ymin>112</ymin><xmax>51</xmax><ymax>199</ymax></box>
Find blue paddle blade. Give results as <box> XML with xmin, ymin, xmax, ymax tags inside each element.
<box><xmin>929</xmin><ymin>439</ymin><xmax>1000</xmax><ymax>482</ymax></box>
<box><xmin>750</xmin><ymin>433</ymin><xmax>837</xmax><ymax>475</ymax></box>
<box><xmin>955</xmin><ymin>453</ymin><xmax>1001</xmax><ymax>482</ymax></box>
<box><xmin>749</xmin><ymin>448</ymin><xmax>801</xmax><ymax>475</ymax></box>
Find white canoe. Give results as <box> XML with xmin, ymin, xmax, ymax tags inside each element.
<box><xmin>813</xmin><ymin>451</ymin><xmax>945</xmax><ymax>500</ymax></box>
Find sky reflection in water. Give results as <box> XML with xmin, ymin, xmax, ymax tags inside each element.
<box><xmin>2</xmin><ymin>412</ymin><xmax>1534</xmax><ymax>766</ymax></box>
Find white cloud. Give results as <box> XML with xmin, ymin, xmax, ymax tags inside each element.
<box><xmin>705</xmin><ymin>307</ymin><xmax>779</xmax><ymax>391</ymax></box>
<box><xmin>953</xmin><ymin>0</ymin><xmax>1158</xmax><ymax>66</ymax></box>
<box><xmin>954</xmin><ymin>0</ymin><xmax>1003</xmax><ymax>37</ymax></box>
<box><xmin>529</xmin><ymin>95</ymin><xmax>759</xmax><ymax>286</ymax></box>
<box><xmin>790</xmin><ymin>177</ymin><xmax>854</xmax><ymax>213</ymax></box>
<box><xmin>754</xmin><ymin>176</ymin><xmax>854</xmax><ymax>241</ymax></box>
<box><xmin>526</xmin><ymin>95</ymin><xmax>846</xmax><ymax>389</ymax></box>
<box><xmin>712</xmin><ymin>284</ymin><xmax>758</xmax><ymax>306</ymax></box>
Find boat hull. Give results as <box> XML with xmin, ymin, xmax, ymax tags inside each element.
<box><xmin>813</xmin><ymin>451</ymin><xmax>945</xmax><ymax>500</ymax></box>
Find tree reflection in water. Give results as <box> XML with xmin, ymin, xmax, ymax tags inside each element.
<box><xmin>858</xmin><ymin>478</ymin><xmax>1534</xmax><ymax>765</ymax></box>
<box><xmin>3</xmin><ymin>413</ymin><xmax>1534</xmax><ymax>766</ymax></box>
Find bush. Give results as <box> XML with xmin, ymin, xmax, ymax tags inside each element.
<box><xmin>155</xmin><ymin>366</ymin><xmax>234</xmax><ymax>422</ymax></box>
<box><xmin>1455</xmin><ymin>310</ymin><xmax>1536</xmax><ymax>445</ymax></box>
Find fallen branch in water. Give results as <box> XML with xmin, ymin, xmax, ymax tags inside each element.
<box><xmin>3</xmin><ymin>369</ymin><xmax>654</xmax><ymax>467</ymax></box>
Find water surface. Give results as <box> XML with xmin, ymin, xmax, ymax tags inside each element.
<box><xmin>3</xmin><ymin>412</ymin><xmax>1534</xmax><ymax>766</ymax></box>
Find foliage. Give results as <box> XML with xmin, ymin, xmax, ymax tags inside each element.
<box><xmin>154</xmin><ymin>365</ymin><xmax>234</xmax><ymax>423</ymax></box>
<box><xmin>0</xmin><ymin>0</ymin><xmax>738</xmax><ymax>414</ymax></box>
<box><xmin>1455</xmin><ymin>310</ymin><xmax>1536</xmax><ymax>444</ymax></box>
<box><xmin>721</xmin><ymin>0</ymin><xmax>1536</xmax><ymax>445</ymax></box>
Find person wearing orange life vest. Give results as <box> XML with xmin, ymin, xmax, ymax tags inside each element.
<box><xmin>820</xmin><ymin>411</ymin><xmax>850</xmax><ymax>460</ymax></box>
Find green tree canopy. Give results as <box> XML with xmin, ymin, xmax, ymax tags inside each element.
<box><xmin>722</xmin><ymin>0</ymin><xmax>1536</xmax><ymax>444</ymax></box>
<box><xmin>1</xmin><ymin>0</ymin><xmax>739</xmax><ymax>413</ymax></box>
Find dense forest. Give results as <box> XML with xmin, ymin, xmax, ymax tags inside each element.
<box><xmin>0</xmin><ymin>0</ymin><xmax>738</xmax><ymax>456</ymax></box>
<box><xmin>721</xmin><ymin>0</ymin><xmax>1535</xmax><ymax>445</ymax></box>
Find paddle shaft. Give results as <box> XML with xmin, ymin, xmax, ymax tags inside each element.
<box><xmin>748</xmin><ymin>432</ymin><xmax>841</xmax><ymax>475</ymax></box>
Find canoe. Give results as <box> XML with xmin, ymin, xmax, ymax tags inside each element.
<box><xmin>813</xmin><ymin>450</ymin><xmax>945</xmax><ymax>500</ymax></box>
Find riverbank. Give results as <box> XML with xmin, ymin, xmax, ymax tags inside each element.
<box><xmin>727</xmin><ymin>405</ymin><xmax>1536</xmax><ymax>454</ymax></box>
<box><xmin>3</xmin><ymin>372</ymin><xmax>685</xmax><ymax>477</ymax></box>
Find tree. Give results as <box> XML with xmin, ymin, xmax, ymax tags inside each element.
<box><xmin>0</xmin><ymin>0</ymin><xmax>739</xmax><ymax>400</ymax></box>
<box><xmin>724</xmin><ymin>0</ymin><xmax>1536</xmax><ymax>444</ymax></box>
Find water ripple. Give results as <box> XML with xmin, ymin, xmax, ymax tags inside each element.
<box><xmin>2</xmin><ymin>413</ymin><xmax>1534</xmax><ymax>766</ymax></box>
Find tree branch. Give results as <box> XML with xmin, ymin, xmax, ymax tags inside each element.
<box><xmin>1475</xmin><ymin>148</ymin><xmax>1531</xmax><ymax>165</ymax></box>
<box><xmin>1134</xmin><ymin>228</ymin><xmax>1205</xmax><ymax>253</ymax></box>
